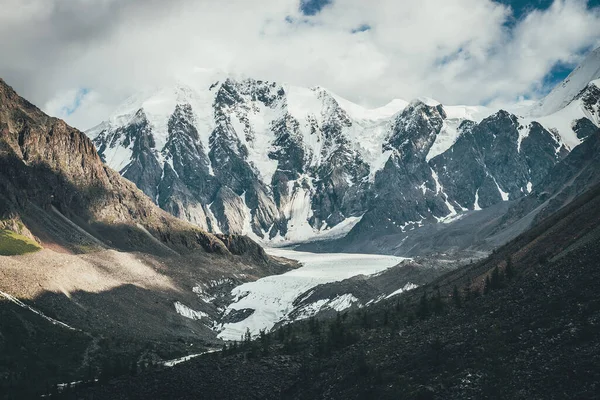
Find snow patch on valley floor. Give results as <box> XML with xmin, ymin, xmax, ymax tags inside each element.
<box><xmin>162</xmin><ymin>349</ymin><xmax>220</xmax><ymax>367</ymax></box>
<box><xmin>0</xmin><ymin>290</ymin><xmax>77</xmax><ymax>331</ymax></box>
<box><xmin>386</xmin><ymin>282</ymin><xmax>419</xmax><ymax>299</ymax></box>
<box><xmin>327</xmin><ymin>293</ymin><xmax>361</xmax><ymax>312</ymax></box>
<box><xmin>294</xmin><ymin>294</ymin><xmax>362</xmax><ymax>321</ymax></box>
<box><xmin>174</xmin><ymin>301</ymin><xmax>209</xmax><ymax>320</ymax></box>
<box><xmin>217</xmin><ymin>249</ymin><xmax>407</xmax><ymax>340</ymax></box>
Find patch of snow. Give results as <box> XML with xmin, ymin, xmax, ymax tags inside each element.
<box><xmin>293</xmin><ymin>299</ymin><xmax>330</xmax><ymax>320</ymax></box>
<box><xmin>426</xmin><ymin>119</ymin><xmax>459</xmax><ymax>162</ymax></box>
<box><xmin>0</xmin><ymin>290</ymin><xmax>77</xmax><ymax>331</ymax></box>
<box><xmin>162</xmin><ymin>349</ymin><xmax>220</xmax><ymax>367</ymax></box>
<box><xmin>279</xmin><ymin>181</ymin><xmax>315</xmax><ymax>242</ymax></box>
<box><xmin>431</xmin><ymin>168</ymin><xmax>460</xmax><ymax>223</ymax></box>
<box><xmin>385</xmin><ymin>282</ymin><xmax>419</xmax><ymax>299</ymax></box>
<box><xmin>232</xmin><ymin>99</ymin><xmax>280</xmax><ymax>184</ymax></box>
<box><xmin>492</xmin><ymin>176</ymin><xmax>509</xmax><ymax>201</ymax></box>
<box><xmin>205</xmin><ymin>203</ymin><xmax>222</xmax><ymax>234</ymax></box>
<box><xmin>293</xmin><ymin>293</ymin><xmax>360</xmax><ymax>319</ymax></box>
<box><xmin>333</xmin><ymin>94</ymin><xmax>407</xmax><ymax>121</ymax></box>
<box><xmin>416</xmin><ymin>96</ymin><xmax>441</xmax><ymax>107</ymax></box>
<box><xmin>474</xmin><ymin>188</ymin><xmax>482</xmax><ymax>211</ymax></box>
<box><xmin>367</xmin><ymin>150</ymin><xmax>392</xmax><ymax>182</ymax></box>
<box><xmin>366</xmin><ymin>294</ymin><xmax>387</xmax><ymax>305</ymax></box>
<box><xmin>431</xmin><ymin>168</ymin><xmax>443</xmax><ymax>195</ymax></box>
<box><xmin>174</xmin><ymin>301</ymin><xmax>208</xmax><ymax>320</ymax></box>
<box><xmin>104</xmin><ymin>142</ymin><xmax>134</xmax><ymax>173</ymax></box>
<box><xmin>516</xmin><ymin>122</ymin><xmax>531</xmax><ymax>153</ymax></box>
<box><xmin>328</xmin><ymin>294</ymin><xmax>360</xmax><ymax>312</ymax></box>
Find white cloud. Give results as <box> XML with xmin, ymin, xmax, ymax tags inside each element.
<box><xmin>0</xmin><ymin>0</ymin><xmax>599</xmax><ymax>130</ymax></box>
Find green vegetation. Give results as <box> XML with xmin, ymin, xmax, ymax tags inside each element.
<box><xmin>0</xmin><ymin>229</ymin><xmax>42</xmax><ymax>256</ymax></box>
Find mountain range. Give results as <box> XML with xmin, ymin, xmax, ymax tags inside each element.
<box><xmin>88</xmin><ymin>48</ymin><xmax>600</xmax><ymax>250</ymax></box>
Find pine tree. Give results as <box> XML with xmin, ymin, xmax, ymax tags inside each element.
<box><xmin>129</xmin><ymin>360</ymin><xmax>138</xmax><ymax>376</ymax></box>
<box><xmin>259</xmin><ymin>329</ymin><xmax>269</xmax><ymax>355</ymax></box>
<box><xmin>244</xmin><ymin>328</ymin><xmax>252</xmax><ymax>345</ymax></box>
<box><xmin>309</xmin><ymin>317</ymin><xmax>320</xmax><ymax>336</ymax></box>
<box><xmin>357</xmin><ymin>350</ymin><xmax>371</xmax><ymax>376</ymax></box>
<box><xmin>505</xmin><ymin>257</ymin><xmax>515</xmax><ymax>280</ymax></box>
<box><xmin>490</xmin><ymin>266</ymin><xmax>502</xmax><ymax>290</ymax></box>
<box><xmin>453</xmin><ymin>285</ymin><xmax>462</xmax><ymax>308</ymax></box>
<box><xmin>277</xmin><ymin>325</ymin><xmax>285</xmax><ymax>341</ymax></box>
<box><xmin>463</xmin><ymin>285</ymin><xmax>472</xmax><ymax>302</ymax></box>
<box><xmin>361</xmin><ymin>311</ymin><xmax>371</xmax><ymax>329</ymax></box>
<box><xmin>417</xmin><ymin>292</ymin><xmax>430</xmax><ymax>319</ymax></box>
<box><xmin>432</xmin><ymin>289</ymin><xmax>444</xmax><ymax>315</ymax></box>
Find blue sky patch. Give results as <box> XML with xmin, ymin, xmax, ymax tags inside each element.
<box><xmin>494</xmin><ymin>0</ymin><xmax>553</xmax><ymax>22</ymax></box>
<box><xmin>496</xmin><ymin>0</ymin><xmax>600</xmax><ymax>27</ymax></box>
<box><xmin>351</xmin><ymin>24</ymin><xmax>371</xmax><ymax>34</ymax></box>
<box><xmin>61</xmin><ymin>88</ymin><xmax>89</xmax><ymax>116</ymax></box>
<box><xmin>300</xmin><ymin>0</ymin><xmax>332</xmax><ymax>16</ymax></box>
<box><xmin>542</xmin><ymin>62</ymin><xmax>573</xmax><ymax>90</ymax></box>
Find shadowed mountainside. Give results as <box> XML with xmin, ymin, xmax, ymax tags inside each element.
<box><xmin>0</xmin><ymin>78</ymin><xmax>297</xmax><ymax>398</ymax></box>
<box><xmin>76</xmin><ymin>177</ymin><xmax>600</xmax><ymax>400</ymax></box>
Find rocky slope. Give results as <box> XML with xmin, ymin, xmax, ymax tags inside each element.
<box><xmin>89</xmin><ymin>49</ymin><xmax>600</xmax><ymax>249</ymax></box>
<box><xmin>0</xmin><ymin>77</ymin><xmax>297</xmax><ymax>396</ymax></box>
<box><xmin>75</xmin><ymin>169</ymin><xmax>600</xmax><ymax>400</ymax></box>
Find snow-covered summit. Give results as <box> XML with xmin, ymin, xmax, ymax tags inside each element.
<box><xmin>530</xmin><ymin>47</ymin><xmax>600</xmax><ymax>118</ymax></box>
<box><xmin>87</xmin><ymin>51</ymin><xmax>600</xmax><ymax>245</ymax></box>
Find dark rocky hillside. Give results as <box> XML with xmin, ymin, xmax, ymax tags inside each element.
<box><xmin>0</xmin><ymin>78</ymin><xmax>297</xmax><ymax>398</ymax></box>
<box><xmin>0</xmin><ymin>77</ymin><xmax>267</xmax><ymax>259</ymax></box>
<box><xmin>76</xmin><ymin>179</ymin><xmax>600</xmax><ymax>400</ymax></box>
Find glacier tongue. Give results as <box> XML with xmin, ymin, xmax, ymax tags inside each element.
<box><xmin>217</xmin><ymin>249</ymin><xmax>407</xmax><ymax>340</ymax></box>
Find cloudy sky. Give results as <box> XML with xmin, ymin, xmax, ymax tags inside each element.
<box><xmin>1</xmin><ymin>0</ymin><xmax>600</xmax><ymax>130</ymax></box>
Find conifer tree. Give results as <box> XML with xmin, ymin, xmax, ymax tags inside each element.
<box><xmin>418</xmin><ymin>292</ymin><xmax>430</xmax><ymax>319</ymax></box>
<box><xmin>505</xmin><ymin>257</ymin><xmax>515</xmax><ymax>280</ymax></box>
<box><xmin>453</xmin><ymin>285</ymin><xmax>462</xmax><ymax>308</ymax></box>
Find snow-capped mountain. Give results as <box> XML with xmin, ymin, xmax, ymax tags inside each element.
<box><xmin>88</xmin><ymin>49</ymin><xmax>600</xmax><ymax>245</ymax></box>
<box><xmin>530</xmin><ymin>46</ymin><xmax>600</xmax><ymax>118</ymax></box>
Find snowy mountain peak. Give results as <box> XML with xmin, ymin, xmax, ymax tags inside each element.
<box><xmin>531</xmin><ymin>46</ymin><xmax>600</xmax><ymax>117</ymax></box>
<box><xmin>87</xmin><ymin>57</ymin><xmax>599</xmax><ymax>244</ymax></box>
<box><xmin>414</xmin><ymin>96</ymin><xmax>441</xmax><ymax>107</ymax></box>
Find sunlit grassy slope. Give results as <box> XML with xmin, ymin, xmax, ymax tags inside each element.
<box><xmin>0</xmin><ymin>229</ymin><xmax>42</xmax><ymax>256</ymax></box>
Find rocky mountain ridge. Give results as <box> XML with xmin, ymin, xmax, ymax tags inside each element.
<box><xmin>0</xmin><ymin>76</ymin><xmax>297</xmax><ymax>383</ymax></box>
<box><xmin>89</xmin><ymin>49</ymin><xmax>600</xmax><ymax>248</ymax></box>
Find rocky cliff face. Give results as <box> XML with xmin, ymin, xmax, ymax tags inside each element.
<box><xmin>0</xmin><ymin>77</ymin><xmax>275</xmax><ymax>260</ymax></box>
<box><xmin>89</xmin><ymin>51</ymin><xmax>600</xmax><ymax>246</ymax></box>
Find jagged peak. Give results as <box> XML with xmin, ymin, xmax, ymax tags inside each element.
<box><xmin>530</xmin><ymin>46</ymin><xmax>600</xmax><ymax>117</ymax></box>
<box><xmin>402</xmin><ymin>98</ymin><xmax>447</xmax><ymax>120</ymax></box>
<box><xmin>414</xmin><ymin>96</ymin><xmax>441</xmax><ymax>107</ymax></box>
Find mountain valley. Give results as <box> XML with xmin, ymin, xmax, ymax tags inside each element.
<box><xmin>0</xmin><ymin>42</ymin><xmax>599</xmax><ymax>400</ymax></box>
